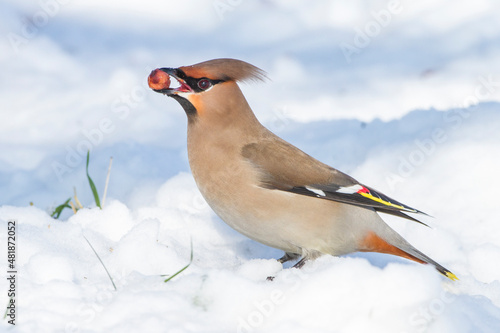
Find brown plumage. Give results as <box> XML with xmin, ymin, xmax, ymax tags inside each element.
<box><xmin>180</xmin><ymin>58</ymin><xmax>267</xmax><ymax>83</ymax></box>
<box><xmin>148</xmin><ymin>58</ymin><xmax>458</xmax><ymax>280</ymax></box>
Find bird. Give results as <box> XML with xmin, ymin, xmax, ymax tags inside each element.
<box><xmin>148</xmin><ymin>58</ymin><xmax>457</xmax><ymax>280</ymax></box>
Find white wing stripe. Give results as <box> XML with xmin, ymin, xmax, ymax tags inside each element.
<box><xmin>336</xmin><ymin>184</ymin><xmax>363</xmax><ymax>194</ymax></box>
<box><xmin>305</xmin><ymin>186</ymin><xmax>326</xmax><ymax>197</ymax></box>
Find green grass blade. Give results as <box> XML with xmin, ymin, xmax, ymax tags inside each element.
<box><xmin>83</xmin><ymin>234</ymin><xmax>117</xmax><ymax>291</ymax></box>
<box><xmin>86</xmin><ymin>151</ymin><xmax>101</xmax><ymax>209</ymax></box>
<box><xmin>163</xmin><ymin>239</ymin><xmax>194</xmax><ymax>283</ymax></box>
<box><xmin>51</xmin><ymin>197</ymin><xmax>72</xmax><ymax>219</ymax></box>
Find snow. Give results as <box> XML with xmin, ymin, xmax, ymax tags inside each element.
<box><xmin>1</xmin><ymin>0</ymin><xmax>500</xmax><ymax>332</ymax></box>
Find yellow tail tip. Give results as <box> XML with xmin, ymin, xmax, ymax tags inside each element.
<box><xmin>445</xmin><ymin>271</ymin><xmax>459</xmax><ymax>281</ymax></box>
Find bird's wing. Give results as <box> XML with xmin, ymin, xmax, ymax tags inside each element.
<box><xmin>242</xmin><ymin>137</ymin><xmax>429</xmax><ymax>226</ymax></box>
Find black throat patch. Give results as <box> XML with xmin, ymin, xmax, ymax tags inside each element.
<box><xmin>170</xmin><ymin>95</ymin><xmax>197</xmax><ymax>117</ymax></box>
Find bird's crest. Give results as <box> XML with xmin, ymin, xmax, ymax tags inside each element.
<box><xmin>179</xmin><ymin>58</ymin><xmax>268</xmax><ymax>83</ymax></box>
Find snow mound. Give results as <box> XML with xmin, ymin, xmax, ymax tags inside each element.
<box><xmin>2</xmin><ymin>105</ymin><xmax>500</xmax><ymax>332</ymax></box>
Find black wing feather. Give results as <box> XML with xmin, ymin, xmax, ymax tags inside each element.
<box><xmin>286</xmin><ymin>184</ymin><xmax>429</xmax><ymax>225</ymax></box>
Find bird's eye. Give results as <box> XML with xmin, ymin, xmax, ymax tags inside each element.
<box><xmin>197</xmin><ymin>79</ymin><xmax>212</xmax><ymax>90</ymax></box>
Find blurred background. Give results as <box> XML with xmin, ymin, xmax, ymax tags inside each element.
<box><xmin>1</xmin><ymin>0</ymin><xmax>500</xmax><ymax>214</ymax></box>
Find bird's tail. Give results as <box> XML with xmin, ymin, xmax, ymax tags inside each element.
<box><xmin>400</xmin><ymin>243</ymin><xmax>458</xmax><ymax>280</ymax></box>
<box><xmin>359</xmin><ymin>232</ymin><xmax>458</xmax><ymax>281</ymax></box>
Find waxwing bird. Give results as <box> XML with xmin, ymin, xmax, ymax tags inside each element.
<box><xmin>148</xmin><ymin>58</ymin><xmax>457</xmax><ymax>280</ymax></box>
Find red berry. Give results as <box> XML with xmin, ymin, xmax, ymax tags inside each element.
<box><xmin>148</xmin><ymin>69</ymin><xmax>170</xmax><ymax>90</ymax></box>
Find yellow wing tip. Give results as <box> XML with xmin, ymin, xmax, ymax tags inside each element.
<box><xmin>445</xmin><ymin>271</ymin><xmax>459</xmax><ymax>281</ymax></box>
<box><xmin>358</xmin><ymin>192</ymin><xmax>407</xmax><ymax>211</ymax></box>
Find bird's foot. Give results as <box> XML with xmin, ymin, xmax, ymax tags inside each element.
<box><xmin>278</xmin><ymin>252</ymin><xmax>301</xmax><ymax>264</ymax></box>
<box><xmin>291</xmin><ymin>257</ymin><xmax>308</xmax><ymax>269</ymax></box>
<box><xmin>267</xmin><ymin>253</ymin><xmax>306</xmax><ymax>281</ymax></box>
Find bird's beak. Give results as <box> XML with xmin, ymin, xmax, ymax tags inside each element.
<box><xmin>148</xmin><ymin>68</ymin><xmax>193</xmax><ymax>96</ymax></box>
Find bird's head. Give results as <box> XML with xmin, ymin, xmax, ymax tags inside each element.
<box><xmin>148</xmin><ymin>58</ymin><xmax>267</xmax><ymax>120</ymax></box>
